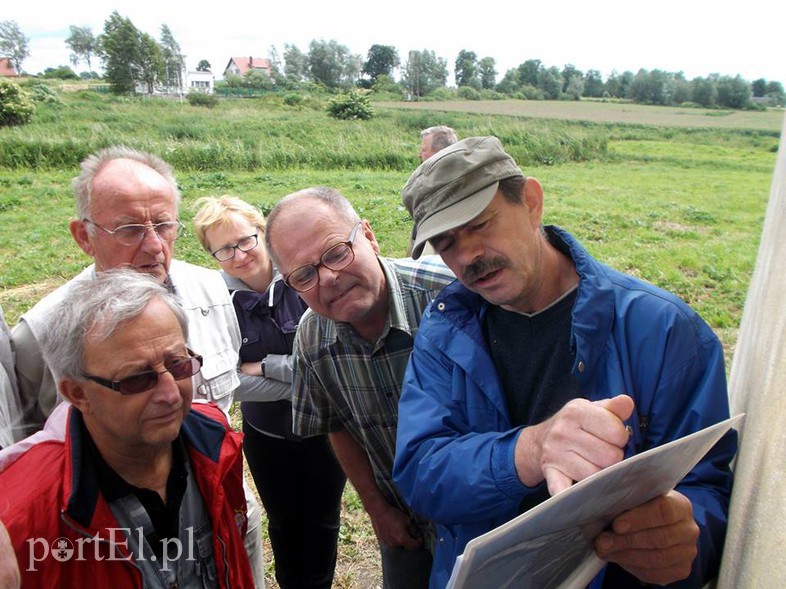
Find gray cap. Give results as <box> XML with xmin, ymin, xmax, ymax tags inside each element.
<box><xmin>402</xmin><ymin>136</ymin><xmax>524</xmax><ymax>259</ymax></box>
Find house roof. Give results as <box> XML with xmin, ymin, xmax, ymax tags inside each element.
<box><xmin>224</xmin><ymin>56</ymin><xmax>271</xmax><ymax>76</ymax></box>
<box><xmin>0</xmin><ymin>58</ymin><xmax>18</xmax><ymax>77</ymax></box>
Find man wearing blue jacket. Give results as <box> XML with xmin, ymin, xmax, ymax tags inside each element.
<box><xmin>393</xmin><ymin>136</ymin><xmax>736</xmax><ymax>588</ymax></box>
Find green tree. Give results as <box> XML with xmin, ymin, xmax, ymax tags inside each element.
<box><xmin>223</xmin><ymin>73</ymin><xmax>243</xmax><ymax>88</ymax></box>
<box><xmin>98</xmin><ymin>11</ymin><xmax>142</xmax><ymax>94</ymax></box>
<box><xmin>362</xmin><ymin>44</ymin><xmax>399</xmax><ymax>84</ymax></box>
<box><xmin>561</xmin><ymin>64</ymin><xmax>582</xmax><ymax>94</ymax></box>
<box><xmin>538</xmin><ymin>66</ymin><xmax>562</xmax><ymax>99</ymax></box>
<box><xmin>65</xmin><ymin>26</ymin><xmax>96</xmax><ymax>71</ymax></box>
<box><xmin>267</xmin><ymin>45</ymin><xmax>286</xmax><ymax>86</ymax></box>
<box><xmin>495</xmin><ymin>69</ymin><xmax>521</xmax><ymax>94</ymax></box>
<box><xmin>604</xmin><ymin>70</ymin><xmax>633</xmax><ymax>98</ymax></box>
<box><xmin>583</xmin><ymin>69</ymin><xmax>604</xmax><ymax>98</ymax></box>
<box><xmin>371</xmin><ymin>74</ymin><xmax>399</xmax><ymax>94</ymax></box>
<box><xmin>42</xmin><ymin>65</ymin><xmax>79</xmax><ymax>80</ymax></box>
<box><xmin>751</xmin><ymin>78</ymin><xmax>767</xmax><ymax>98</ymax></box>
<box><xmin>517</xmin><ymin>59</ymin><xmax>542</xmax><ymax>87</ymax></box>
<box><xmin>283</xmin><ymin>44</ymin><xmax>308</xmax><ymax>85</ymax></box>
<box><xmin>454</xmin><ymin>49</ymin><xmax>479</xmax><ymax>88</ymax></box>
<box><xmin>627</xmin><ymin>69</ymin><xmax>669</xmax><ymax>104</ymax></box>
<box><xmin>668</xmin><ymin>73</ymin><xmax>692</xmax><ymax>105</ymax></box>
<box><xmin>196</xmin><ymin>59</ymin><xmax>211</xmax><ymax>72</ymax></box>
<box><xmin>160</xmin><ymin>24</ymin><xmax>184</xmax><ymax>92</ymax></box>
<box><xmin>138</xmin><ymin>32</ymin><xmax>164</xmax><ymax>94</ymax></box>
<box><xmin>478</xmin><ymin>57</ymin><xmax>497</xmax><ymax>90</ymax></box>
<box><xmin>765</xmin><ymin>81</ymin><xmax>785</xmax><ymax>106</ymax></box>
<box><xmin>307</xmin><ymin>39</ymin><xmax>360</xmax><ymax>89</ymax></box>
<box><xmin>243</xmin><ymin>69</ymin><xmax>274</xmax><ymax>90</ymax></box>
<box><xmin>691</xmin><ymin>76</ymin><xmax>717</xmax><ymax>107</ymax></box>
<box><xmin>566</xmin><ymin>76</ymin><xmax>584</xmax><ymax>100</ymax></box>
<box><xmin>402</xmin><ymin>50</ymin><xmax>448</xmax><ymax>98</ymax></box>
<box><xmin>716</xmin><ymin>75</ymin><xmax>751</xmax><ymax>109</ymax></box>
<box><xmin>0</xmin><ymin>21</ymin><xmax>31</xmax><ymax>74</ymax></box>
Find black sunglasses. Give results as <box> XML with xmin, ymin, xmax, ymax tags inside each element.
<box><xmin>82</xmin><ymin>351</ymin><xmax>203</xmax><ymax>395</ymax></box>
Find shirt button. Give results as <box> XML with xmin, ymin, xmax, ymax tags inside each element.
<box><xmin>437</xmin><ymin>302</ymin><xmax>446</xmax><ymax>312</ymax></box>
<box><xmin>577</xmin><ymin>360</ymin><xmax>585</xmax><ymax>372</ymax></box>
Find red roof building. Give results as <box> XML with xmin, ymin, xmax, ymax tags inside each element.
<box><xmin>0</xmin><ymin>58</ymin><xmax>19</xmax><ymax>77</ymax></box>
<box><xmin>223</xmin><ymin>56</ymin><xmax>271</xmax><ymax>78</ymax></box>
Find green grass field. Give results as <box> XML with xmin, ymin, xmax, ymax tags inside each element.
<box><xmin>0</xmin><ymin>90</ymin><xmax>782</xmax><ymax>587</ymax></box>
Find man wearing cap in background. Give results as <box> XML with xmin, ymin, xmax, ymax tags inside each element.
<box><xmin>393</xmin><ymin>136</ymin><xmax>736</xmax><ymax>588</ymax></box>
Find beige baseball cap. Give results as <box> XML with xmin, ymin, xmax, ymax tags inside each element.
<box><xmin>401</xmin><ymin>136</ymin><xmax>524</xmax><ymax>259</ymax></box>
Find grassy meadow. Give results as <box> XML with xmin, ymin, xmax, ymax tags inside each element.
<box><xmin>0</xmin><ymin>90</ymin><xmax>782</xmax><ymax>587</ymax></box>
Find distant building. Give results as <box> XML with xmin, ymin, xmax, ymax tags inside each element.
<box><xmin>0</xmin><ymin>58</ymin><xmax>19</xmax><ymax>78</ymax></box>
<box><xmin>187</xmin><ymin>70</ymin><xmax>215</xmax><ymax>94</ymax></box>
<box><xmin>133</xmin><ymin>66</ymin><xmax>214</xmax><ymax>96</ymax></box>
<box><xmin>223</xmin><ymin>56</ymin><xmax>271</xmax><ymax>79</ymax></box>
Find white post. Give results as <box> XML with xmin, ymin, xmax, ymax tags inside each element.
<box><xmin>716</xmin><ymin>111</ymin><xmax>786</xmax><ymax>586</ymax></box>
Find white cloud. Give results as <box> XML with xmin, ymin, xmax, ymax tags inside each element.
<box><xmin>5</xmin><ymin>0</ymin><xmax>784</xmax><ymax>83</ymax></box>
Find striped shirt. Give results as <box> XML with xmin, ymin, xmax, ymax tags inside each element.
<box><xmin>292</xmin><ymin>256</ymin><xmax>455</xmax><ymax>511</ymax></box>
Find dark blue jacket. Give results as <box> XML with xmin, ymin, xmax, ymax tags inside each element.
<box><xmin>393</xmin><ymin>226</ymin><xmax>736</xmax><ymax>589</ymax></box>
<box><xmin>225</xmin><ymin>273</ymin><xmax>307</xmax><ymax>438</ymax></box>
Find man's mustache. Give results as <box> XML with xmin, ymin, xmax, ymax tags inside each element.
<box><xmin>464</xmin><ymin>256</ymin><xmax>509</xmax><ymax>286</ymax></box>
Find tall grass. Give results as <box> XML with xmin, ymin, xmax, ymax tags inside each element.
<box><xmin>0</xmin><ymin>92</ymin><xmax>613</xmax><ymax>170</ymax></box>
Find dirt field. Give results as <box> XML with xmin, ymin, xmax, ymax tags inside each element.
<box><xmin>377</xmin><ymin>99</ymin><xmax>784</xmax><ymax>131</ymax></box>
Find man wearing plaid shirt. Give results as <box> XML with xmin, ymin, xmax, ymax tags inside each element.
<box><xmin>265</xmin><ymin>186</ymin><xmax>455</xmax><ymax>589</ymax></box>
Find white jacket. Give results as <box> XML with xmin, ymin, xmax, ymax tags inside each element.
<box><xmin>0</xmin><ymin>306</ymin><xmax>22</xmax><ymax>448</ymax></box>
<box><xmin>13</xmin><ymin>259</ymin><xmax>241</xmax><ymax>432</ymax></box>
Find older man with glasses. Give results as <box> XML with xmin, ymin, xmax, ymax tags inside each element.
<box><xmin>13</xmin><ymin>145</ymin><xmax>241</xmax><ymax>430</ymax></box>
<box><xmin>8</xmin><ymin>145</ymin><xmax>267</xmax><ymax>588</ymax></box>
<box><xmin>0</xmin><ymin>269</ymin><xmax>254</xmax><ymax>588</ymax></box>
<box><xmin>264</xmin><ymin>186</ymin><xmax>455</xmax><ymax>589</ymax></box>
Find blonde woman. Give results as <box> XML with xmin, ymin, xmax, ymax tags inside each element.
<box><xmin>193</xmin><ymin>195</ymin><xmax>346</xmax><ymax>589</ymax></box>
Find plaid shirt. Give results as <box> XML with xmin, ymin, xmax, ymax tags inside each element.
<box><xmin>292</xmin><ymin>256</ymin><xmax>455</xmax><ymax>512</ymax></box>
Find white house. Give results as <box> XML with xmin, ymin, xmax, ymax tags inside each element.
<box><xmin>187</xmin><ymin>70</ymin><xmax>214</xmax><ymax>94</ymax></box>
<box><xmin>134</xmin><ymin>67</ymin><xmax>214</xmax><ymax>96</ymax></box>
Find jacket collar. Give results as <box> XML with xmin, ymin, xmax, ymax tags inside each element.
<box><xmin>222</xmin><ymin>270</ymin><xmax>285</xmax><ymax>312</ymax></box>
<box><xmin>432</xmin><ymin>225</ymin><xmax>616</xmax><ymax>377</ymax></box>
<box><xmin>62</xmin><ymin>405</ymin><xmax>231</xmax><ymax>531</ymax></box>
<box><xmin>545</xmin><ymin>226</ymin><xmax>615</xmax><ymax>377</ymax></box>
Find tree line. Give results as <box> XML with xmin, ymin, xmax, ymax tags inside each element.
<box><xmin>1</xmin><ymin>16</ymin><xmax>784</xmax><ymax>109</ymax></box>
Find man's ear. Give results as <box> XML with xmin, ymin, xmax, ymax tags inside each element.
<box><xmin>70</xmin><ymin>219</ymin><xmax>95</xmax><ymax>257</ymax></box>
<box><xmin>523</xmin><ymin>178</ymin><xmax>544</xmax><ymax>228</ymax></box>
<box><xmin>59</xmin><ymin>377</ymin><xmax>90</xmax><ymax>413</ymax></box>
<box><xmin>361</xmin><ymin>220</ymin><xmax>381</xmax><ymax>255</ymax></box>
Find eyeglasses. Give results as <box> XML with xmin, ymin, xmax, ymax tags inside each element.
<box><xmin>83</xmin><ymin>219</ymin><xmax>184</xmax><ymax>246</ymax></box>
<box><xmin>210</xmin><ymin>232</ymin><xmax>259</xmax><ymax>262</ymax></box>
<box><xmin>284</xmin><ymin>221</ymin><xmax>362</xmax><ymax>293</ymax></box>
<box><xmin>82</xmin><ymin>351</ymin><xmax>203</xmax><ymax>395</ymax></box>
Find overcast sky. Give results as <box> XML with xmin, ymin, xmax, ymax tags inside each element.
<box><xmin>6</xmin><ymin>0</ymin><xmax>785</xmax><ymax>85</ymax></box>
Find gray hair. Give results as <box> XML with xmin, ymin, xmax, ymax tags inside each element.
<box><xmin>40</xmin><ymin>269</ymin><xmax>189</xmax><ymax>381</ymax></box>
<box><xmin>421</xmin><ymin>125</ymin><xmax>458</xmax><ymax>152</ymax></box>
<box><xmin>264</xmin><ymin>186</ymin><xmax>360</xmax><ymax>267</ymax></box>
<box><xmin>72</xmin><ymin>145</ymin><xmax>181</xmax><ymax>220</ymax></box>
